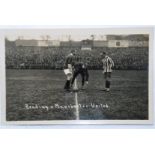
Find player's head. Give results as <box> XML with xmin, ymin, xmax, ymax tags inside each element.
<box><xmin>71</xmin><ymin>49</ymin><xmax>76</xmax><ymax>56</ymax></box>
<box><xmin>100</xmin><ymin>51</ymin><xmax>106</xmax><ymax>58</ymax></box>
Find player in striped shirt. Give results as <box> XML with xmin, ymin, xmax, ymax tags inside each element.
<box><xmin>100</xmin><ymin>52</ymin><xmax>114</xmax><ymax>92</ymax></box>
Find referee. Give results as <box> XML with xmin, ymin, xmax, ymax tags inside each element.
<box><xmin>100</xmin><ymin>52</ymin><xmax>114</xmax><ymax>92</ymax></box>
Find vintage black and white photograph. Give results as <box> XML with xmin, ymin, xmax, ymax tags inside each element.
<box><xmin>2</xmin><ymin>27</ymin><xmax>153</xmax><ymax>124</ymax></box>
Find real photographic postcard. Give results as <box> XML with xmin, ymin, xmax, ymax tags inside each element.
<box><xmin>0</xmin><ymin>27</ymin><xmax>154</xmax><ymax>125</ymax></box>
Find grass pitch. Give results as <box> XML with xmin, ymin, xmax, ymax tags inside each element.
<box><xmin>6</xmin><ymin>69</ymin><xmax>148</xmax><ymax>121</ymax></box>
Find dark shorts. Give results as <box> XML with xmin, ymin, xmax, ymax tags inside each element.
<box><xmin>104</xmin><ymin>72</ymin><xmax>111</xmax><ymax>78</ymax></box>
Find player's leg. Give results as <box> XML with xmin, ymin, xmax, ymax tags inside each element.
<box><xmin>85</xmin><ymin>68</ymin><xmax>89</xmax><ymax>84</ymax></box>
<box><xmin>64</xmin><ymin>64</ymin><xmax>73</xmax><ymax>91</ymax></box>
<box><xmin>80</xmin><ymin>71</ymin><xmax>85</xmax><ymax>89</ymax></box>
<box><xmin>105</xmin><ymin>72</ymin><xmax>111</xmax><ymax>91</ymax></box>
<box><xmin>71</xmin><ymin>70</ymin><xmax>79</xmax><ymax>88</ymax></box>
<box><xmin>102</xmin><ymin>72</ymin><xmax>109</xmax><ymax>91</ymax></box>
<box><xmin>64</xmin><ymin>73</ymin><xmax>72</xmax><ymax>91</ymax></box>
<box><xmin>103</xmin><ymin>72</ymin><xmax>107</xmax><ymax>90</ymax></box>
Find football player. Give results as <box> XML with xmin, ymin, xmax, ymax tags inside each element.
<box><xmin>63</xmin><ymin>50</ymin><xmax>76</xmax><ymax>91</ymax></box>
<box><xmin>71</xmin><ymin>56</ymin><xmax>89</xmax><ymax>90</ymax></box>
<box><xmin>100</xmin><ymin>52</ymin><xmax>114</xmax><ymax>92</ymax></box>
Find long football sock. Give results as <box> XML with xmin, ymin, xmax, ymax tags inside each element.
<box><xmin>64</xmin><ymin>80</ymin><xmax>70</xmax><ymax>89</ymax></box>
<box><xmin>106</xmin><ymin>80</ymin><xmax>110</xmax><ymax>88</ymax></box>
<box><xmin>67</xmin><ymin>80</ymin><xmax>70</xmax><ymax>89</ymax></box>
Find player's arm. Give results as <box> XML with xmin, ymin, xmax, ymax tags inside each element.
<box><xmin>101</xmin><ymin>59</ymin><xmax>105</xmax><ymax>69</ymax></box>
<box><xmin>85</xmin><ymin>68</ymin><xmax>89</xmax><ymax>83</ymax></box>
<box><xmin>109</xmin><ymin>58</ymin><xmax>114</xmax><ymax>67</ymax></box>
<box><xmin>64</xmin><ymin>56</ymin><xmax>69</xmax><ymax>69</ymax></box>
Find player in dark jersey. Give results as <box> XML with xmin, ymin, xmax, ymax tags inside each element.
<box><xmin>71</xmin><ymin>56</ymin><xmax>89</xmax><ymax>90</ymax></box>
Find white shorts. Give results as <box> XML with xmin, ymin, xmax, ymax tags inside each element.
<box><xmin>64</xmin><ymin>69</ymin><xmax>72</xmax><ymax>75</ymax></box>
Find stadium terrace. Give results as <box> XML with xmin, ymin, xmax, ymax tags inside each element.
<box><xmin>5</xmin><ymin>34</ymin><xmax>148</xmax><ymax>70</ymax></box>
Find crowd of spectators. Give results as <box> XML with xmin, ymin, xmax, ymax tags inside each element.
<box><xmin>5</xmin><ymin>42</ymin><xmax>148</xmax><ymax>70</ymax></box>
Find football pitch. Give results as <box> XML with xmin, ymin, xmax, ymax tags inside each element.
<box><xmin>6</xmin><ymin>69</ymin><xmax>148</xmax><ymax>121</ymax></box>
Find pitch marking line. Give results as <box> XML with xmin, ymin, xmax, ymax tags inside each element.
<box><xmin>74</xmin><ymin>78</ymin><xmax>79</xmax><ymax>120</ymax></box>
